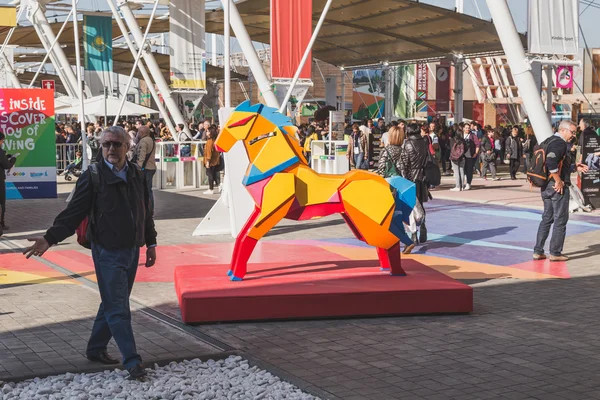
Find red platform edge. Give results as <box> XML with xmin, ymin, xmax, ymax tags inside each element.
<box><xmin>174</xmin><ymin>259</ymin><xmax>473</xmax><ymax>323</ymax></box>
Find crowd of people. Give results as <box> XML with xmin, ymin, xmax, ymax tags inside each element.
<box><xmin>54</xmin><ymin>117</ymin><xmax>223</xmax><ymax>195</ymax></box>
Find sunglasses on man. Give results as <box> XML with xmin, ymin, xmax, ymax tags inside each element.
<box><xmin>101</xmin><ymin>141</ymin><xmax>124</xmax><ymax>149</ymax></box>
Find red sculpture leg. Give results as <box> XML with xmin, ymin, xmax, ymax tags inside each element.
<box><xmin>229</xmin><ymin>206</ymin><xmax>261</xmax><ymax>280</ymax></box>
<box><xmin>377</xmin><ymin>247</ymin><xmax>392</xmax><ymax>271</ymax></box>
<box><xmin>230</xmin><ymin>236</ymin><xmax>258</xmax><ymax>281</ymax></box>
<box><xmin>380</xmin><ymin>242</ymin><xmax>406</xmax><ymax>276</ymax></box>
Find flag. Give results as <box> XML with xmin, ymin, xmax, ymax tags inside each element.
<box><xmin>83</xmin><ymin>15</ymin><xmax>112</xmax><ymax>96</ymax></box>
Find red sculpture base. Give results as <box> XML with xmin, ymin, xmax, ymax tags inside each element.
<box><xmin>174</xmin><ymin>259</ymin><xmax>473</xmax><ymax>324</ymax></box>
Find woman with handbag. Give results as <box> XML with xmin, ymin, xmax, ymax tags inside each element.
<box><xmin>400</xmin><ymin>123</ymin><xmax>430</xmax><ymax>253</ymax></box>
<box><xmin>203</xmin><ymin>126</ymin><xmax>221</xmax><ymax>195</ymax></box>
<box><xmin>376</xmin><ymin>126</ymin><xmax>404</xmax><ymax>177</ymax></box>
<box><xmin>480</xmin><ymin>127</ymin><xmax>501</xmax><ymax>181</ymax></box>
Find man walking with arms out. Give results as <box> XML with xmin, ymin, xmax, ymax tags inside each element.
<box><xmin>23</xmin><ymin>126</ymin><xmax>157</xmax><ymax>380</ymax></box>
<box><xmin>534</xmin><ymin>120</ymin><xmax>588</xmax><ymax>262</ymax></box>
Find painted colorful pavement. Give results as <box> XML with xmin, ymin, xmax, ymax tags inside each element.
<box><xmin>1</xmin><ymin>200</ymin><xmax>599</xmax><ymax>288</ymax></box>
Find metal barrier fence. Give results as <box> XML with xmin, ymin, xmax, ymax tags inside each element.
<box><xmin>55</xmin><ymin>141</ymin><xmax>214</xmax><ymax>191</ymax></box>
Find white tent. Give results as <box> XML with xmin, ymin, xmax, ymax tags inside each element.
<box><xmin>55</xmin><ymin>95</ymin><xmax>158</xmax><ymax>116</ymax></box>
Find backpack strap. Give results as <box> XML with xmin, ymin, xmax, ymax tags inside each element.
<box><xmin>88</xmin><ymin>163</ymin><xmax>100</xmax><ymax>226</ymax></box>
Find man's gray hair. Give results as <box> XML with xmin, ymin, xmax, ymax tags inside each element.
<box><xmin>580</xmin><ymin>118</ymin><xmax>590</xmax><ymax>127</ymax></box>
<box><xmin>100</xmin><ymin>126</ymin><xmax>129</xmax><ymax>146</ymax></box>
<box><xmin>559</xmin><ymin>120</ymin><xmax>576</xmax><ymax>132</ymax></box>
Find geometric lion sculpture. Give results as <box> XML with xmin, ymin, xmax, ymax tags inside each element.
<box><xmin>215</xmin><ymin>101</ymin><xmax>416</xmax><ymax>281</ymax></box>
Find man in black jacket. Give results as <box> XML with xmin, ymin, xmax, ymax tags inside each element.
<box><xmin>534</xmin><ymin>120</ymin><xmax>588</xmax><ymax>262</ymax></box>
<box><xmin>23</xmin><ymin>126</ymin><xmax>157</xmax><ymax>380</ymax></box>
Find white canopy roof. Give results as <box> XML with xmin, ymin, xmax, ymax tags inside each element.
<box><xmin>55</xmin><ymin>95</ymin><xmax>158</xmax><ymax>116</ymax></box>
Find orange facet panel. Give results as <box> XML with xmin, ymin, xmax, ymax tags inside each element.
<box><xmin>244</xmin><ymin>115</ymin><xmax>279</xmax><ymax>161</ymax></box>
<box><xmin>340</xmin><ymin>179</ymin><xmax>395</xmax><ymax>225</ymax></box>
<box><xmin>295</xmin><ymin>166</ymin><xmax>345</xmax><ymax>206</ymax></box>
<box><xmin>342</xmin><ymin>202</ymin><xmax>398</xmax><ymax>249</ymax></box>
<box><xmin>255</xmin><ymin>173</ymin><xmax>296</xmax><ymax>227</ymax></box>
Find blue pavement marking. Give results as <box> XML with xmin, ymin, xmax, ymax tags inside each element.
<box><xmin>463</xmin><ymin>208</ymin><xmax>600</xmax><ymax>229</ymax></box>
<box><xmin>319</xmin><ymin>200</ymin><xmax>600</xmax><ymax>267</ymax></box>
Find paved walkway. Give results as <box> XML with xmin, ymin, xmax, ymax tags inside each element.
<box><xmin>1</xmin><ymin>176</ymin><xmax>599</xmax><ymax>399</ymax></box>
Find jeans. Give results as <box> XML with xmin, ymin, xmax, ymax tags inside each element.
<box><xmin>451</xmin><ymin>159</ymin><xmax>465</xmax><ymax>189</ymax></box>
<box><xmin>523</xmin><ymin>155</ymin><xmax>531</xmax><ymax>173</ymax></box>
<box><xmin>86</xmin><ymin>243</ymin><xmax>141</xmax><ymax>369</ymax></box>
<box><xmin>143</xmin><ymin>169</ymin><xmax>156</xmax><ymax>215</ymax></box>
<box><xmin>534</xmin><ymin>185</ymin><xmax>570</xmax><ymax>256</ymax></box>
<box><xmin>353</xmin><ymin>153</ymin><xmax>364</xmax><ymax>170</ymax></box>
<box><xmin>464</xmin><ymin>157</ymin><xmax>476</xmax><ymax>185</ymax></box>
<box><xmin>440</xmin><ymin>150</ymin><xmax>449</xmax><ymax>173</ymax></box>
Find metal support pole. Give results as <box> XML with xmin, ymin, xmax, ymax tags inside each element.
<box><xmin>486</xmin><ymin>0</ymin><xmax>553</xmax><ymax>143</ymax></box>
<box><xmin>104</xmin><ymin>86</ymin><xmax>108</xmax><ymax>127</ymax></box>
<box><xmin>545</xmin><ymin>65</ymin><xmax>553</xmax><ymax>121</ymax></box>
<box><xmin>1</xmin><ymin>52</ymin><xmax>21</xmax><ymax>88</ymax></box>
<box><xmin>211</xmin><ymin>33</ymin><xmax>217</xmax><ymax>65</ymax></box>
<box><xmin>227</xmin><ymin>0</ymin><xmax>278</xmax><ymax>108</ymax></box>
<box><xmin>114</xmin><ymin>0</ymin><xmax>159</xmax><ymax>124</ymax></box>
<box><xmin>71</xmin><ymin>0</ymin><xmax>89</xmax><ymax>170</ymax></box>
<box><xmin>223</xmin><ymin>0</ymin><xmax>231</xmax><ymax>108</ymax></box>
<box><xmin>340</xmin><ymin>69</ymin><xmax>345</xmax><ymax>114</ymax></box>
<box><xmin>117</xmin><ymin>0</ymin><xmax>188</xmax><ymax>138</ymax></box>
<box><xmin>384</xmin><ymin>67</ymin><xmax>393</xmax><ymax>122</ymax></box>
<box><xmin>456</xmin><ymin>0</ymin><xmax>464</xmax><ymax>13</ymax></box>
<box><xmin>106</xmin><ymin>0</ymin><xmax>176</xmax><ymax>137</ymax></box>
<box><xmin>28</xmin><ymin>6</ymin><xmax>75</xmax><ymax>88</ymax></box>
<box><xmin>454</xmin><ymin>56</ymin><xmax>464</xmax><ymax>123</ymax></box>
<box><xmin>27</xmin><ymin>0</ymin><xmax>81</xmax><ymax>99</ymax></box>
<box><xmin>280</xmin><ymin>0</ymin><xmax>333</xmax><ymax>113</ymax></box>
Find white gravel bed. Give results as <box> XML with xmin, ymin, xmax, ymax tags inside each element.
<box><xmin>0</xmin><ymin>356</ymin><xmax>319</xmax><ymax>400</ymax></box>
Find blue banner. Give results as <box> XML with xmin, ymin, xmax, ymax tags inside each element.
<box><xmin>83</xmin><ymin>15</ymin><xmax>112</xmax><ymax>73</ymax></box>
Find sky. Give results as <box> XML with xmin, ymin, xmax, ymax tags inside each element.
<box><xmin>2</xmin><ymin>0</ymin><xmax>600</xmax><ymax>49</ymax></box>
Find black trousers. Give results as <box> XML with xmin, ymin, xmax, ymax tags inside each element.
<box><xmin>206</xmin><ymin>166</ymin><xmax>220</xmax><ymax>190</ymax></box>
<box><xmin>464</xmin><ymin>157</ymin><xmax>476</xmax><ymax>185</ymax></box>
<box><xmin>509</xmin><ymin>159</ymin><xmax>520</xmax><ymax>178</ymax></box>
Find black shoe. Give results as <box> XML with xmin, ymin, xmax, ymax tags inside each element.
<box><xmin>127</xmin><ymin>363</ymin><xmax>147</xmax><ymax>380</ymax></box>
<box><xmin>87</xmin><ymin>350</ymin><xmax>120</xmax><ymax>365</ymax></box>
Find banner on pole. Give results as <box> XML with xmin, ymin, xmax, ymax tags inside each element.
<box><xmin>83</xmin><ymin>15</ymin><xmax>113</xmax><ymax>96</ymax></box>
<box><xmin>580</xmin><ymin>131</ymin><xmax>600</xmax><ymax>209</ymax></box>
<box><xmin>528</xmin><ymin>0</ymin><xmax>579</xmax><ymax>55</ymax></box>
<box><xmin>270</xmin><ymin>0</ymin><xmax>312</xmax><ymax>80</ymax></box>
<box><xmin>170</xmin><ymin>0</ymin><xmax>207</xmax><ymax>90</ymax></box>
<box><xmin>555</xmin><ymin>66</ymin><xmax>574</xmax><ymax>89</ymax></box>
<box><xmin>395</xmin><ymin>65</ymin><xmax>415</xmax><ymax>119</ymax></box>
<box><xmin>325</xmin><ymin>76</ymin><xmax>337</xmax><ymax>107</ymax></box>
<box><xmin>0</xmin><ymin>89</ymin><xmax>56</xmax><ymax>199</ymax></box>
<box><xmin>435</xmin><ymin>65</ymin><xmax>450</xmax><ymax>112</ymax></box>
<box><xmin>352</xmin><ymin>69</ymin><xmax>385</xmax><ymax>120</ymax></box>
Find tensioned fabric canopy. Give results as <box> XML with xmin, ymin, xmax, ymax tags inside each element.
<box><xmin>1</xmin><ymin>0</ymin><xmax>522</xmax><ymax>70</ymax></box>
<box><xmin>204</xmin><ymin>0</ymin><xmax>525</xmax><ymax>68</ymax></box>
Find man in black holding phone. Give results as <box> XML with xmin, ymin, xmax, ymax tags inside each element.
<box><xmin>534</xmin><ymin>120</ymin><xmax>589</xmax><ymax>262</ymax></box>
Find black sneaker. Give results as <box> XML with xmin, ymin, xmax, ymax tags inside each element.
<box><xmin>127</xmin><ymin>364</ymin><xmax>147</xmax><ymax>380</ymax></box>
